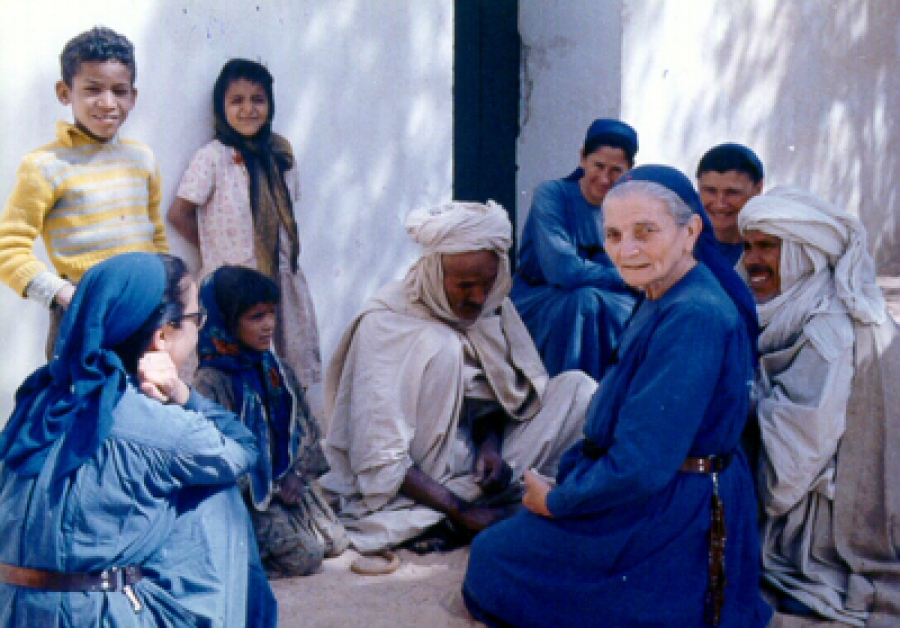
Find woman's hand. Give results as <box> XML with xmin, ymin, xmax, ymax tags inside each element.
<box><xmin>137</xmin><ymin>351</ymin><xmax>190</xmax><ymax>405</ymax></box>
<box><xmin>522</xmin><ymin>469</ymin><xmax>553</xmax><ymax>517</ymax></box>
<box><xmin>278</xmin><ymin>470</ymin><xmax>307</xmax><ymax>505</ymax></box>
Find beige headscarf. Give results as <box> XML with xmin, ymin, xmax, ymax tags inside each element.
<box><xmin>738</xmin><ymin>186</ymin><xmax>887</xmax><ymax>355</ymax></box>
<box><xmin>397</xmin><ymin>200</ymin><xmax>546</xmax><ymax>420</ymax></box>
<box><xmin>403</xmin><ymin>200</ymin><xmax>513</xmax><ymax>325</ymax></box>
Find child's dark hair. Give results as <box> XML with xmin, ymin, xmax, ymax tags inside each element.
<box><xmin>213</xmin><ymin>265</ymin><xmax>281</xmax><ymax>335</ymax></box>
<box><xmin>213</xmin><ymin>59</ymin><xmax>275</xmax><ymax>131</ymax></box>
<box><xmin>60</xmin><ymin>27</ymin><xmax>136</xmax><ymax>87</ymax></box>
<box><xmin>696</xmin><ymin>143</ymin><xmax>764</xmax><ymax>184</ymax></box>
<box><xmin>111</xmin><ymin>254</ymin><xmax>190</xmax><ymax>373</ymax></box>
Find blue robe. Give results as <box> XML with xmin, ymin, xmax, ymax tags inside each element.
<box><xmin>464</xmin><ymin>265</ymin><xmax>772</xmax><ymax>628</ymax></box>
<box><xmin>511</xmin><ymin>178</ymin><xmax>637</xmax><ymax>381</ymax></box>
<box><xmin>715</xmin><ymin>239</ymin><xmax>744</xmax><ymax>267</ymax></box>
<box><xmin>0</xmin><ymin>385</ymin><xmax>277</xmax><ymax>628</ymax></box>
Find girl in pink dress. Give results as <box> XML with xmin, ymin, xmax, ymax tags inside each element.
<box><xmin>169</xmin><ymin>58</ymin><xmax>321</xmax><ymax>389</ymax></box>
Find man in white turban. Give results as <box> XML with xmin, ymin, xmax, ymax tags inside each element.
<box><xmin>319</xmin><ymin>201</ymin><xmax>596</xmax><ymax>555</ymax></box>
<box><xmin>740</xmin><ymin>187</ymin><xmax>900</xmax><ymax>627</ymax></box>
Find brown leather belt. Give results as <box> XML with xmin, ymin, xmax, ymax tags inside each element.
<box><xmin>581</xmin><ymin>438</ymin><xmax>733</xmax><ymax>474</ymax></box>
<box><xmin>0</xmin><ymin>562</ymin><xmax>143</xmax><ymax>593</ymax></box>
<box><xmin>680</xmin><ymin>453</ymin><xmax>732</xmax><ymax>474</ymax></box>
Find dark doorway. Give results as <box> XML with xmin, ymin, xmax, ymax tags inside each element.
<box><xmin>453</xmin><ymin>0</ymin><xmax>521</xmax><ymax>240</ymax></box>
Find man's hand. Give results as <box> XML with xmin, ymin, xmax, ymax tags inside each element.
<box><xmin>278</xmin><ymin>470</ymin><xmax>307</xmax><ymax>504</ymax></box>
<box><xmin>522</xmin><ymin>469</ymin><xmax>553</xmax><ymax>517</ymax></box>
<box><xmin>137</xmin><ymin>351</ymin><xmax>190</xmax><ymax>405</ymax></box>
<box><xmin>401</xmin><ymin>466</ymin><xmax>512</xmax><ymax>534</ymax></box>
<box><xmin>454</xmin><ymin>502</ymin><xmax>512</xmax><ymax>532</ymax></box>
<box><xmin>474</xmin><ymin>441</ymin><xmax>513</xmax><ymax>496</ymax></box>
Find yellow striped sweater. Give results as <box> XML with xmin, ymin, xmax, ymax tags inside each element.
<box><xmin>0</xmin><ymin>121</ymin><xmax>169</xmax><ymax>296</ymax></box>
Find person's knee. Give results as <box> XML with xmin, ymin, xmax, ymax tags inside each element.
<box><xmin>264</xmin><ymin>539</ymin><xmax>326</xmax><ymax>578</ymax></box>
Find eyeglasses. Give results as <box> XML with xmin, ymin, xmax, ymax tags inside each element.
<box><xmin>171</xmin><ymin>308</ymin><xmax>208</xmax><ymax>329</ymax></box>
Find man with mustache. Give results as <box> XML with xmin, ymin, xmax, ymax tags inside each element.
<box><xmin>740</xmin><ymin>188</ymin><xmax>900</xmax><ymax>626</ymax></box>
<box><xmin>697</xmin><ymin>143</ymin><xmax>764</xmax><ymax>265</ymax></box>
<box><xmin>319</xmin><ymin>201</ymin><xmax>596</xmax><ymax>558</ymax></box>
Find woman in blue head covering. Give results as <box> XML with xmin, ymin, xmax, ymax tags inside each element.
<box><xmin>193</xmin><ymin>265</ymin><xmax>348</xmax><ymax>579</ymax></box>
<box><xmin>0</xmin><ymin>252</ymin><xmax>276</xmax><ymax>627</ymax></box>
<box><xmin>464</xmin><ymin>166</ymin><xmax>770</xmax><ymax>627</ymax></box>
<box><xmin>511</xmin><ymin>118</ymin><xmax>641</xmax><ymax>381</ymax></box>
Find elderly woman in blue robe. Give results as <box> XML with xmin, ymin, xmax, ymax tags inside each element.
<box><xmin>464</xmin><ymin>166</ymin><xmax>771</xmax><ymax>627</ymax></box>
<box><xmin>0</xmin><ymin>252</ymin><xmax>276</xmax><ymax>627</ymax></box>
<box><xmin>510</xmin><ymin>119</ymin><xmax>640</xmax><ymax>381</ymax></box>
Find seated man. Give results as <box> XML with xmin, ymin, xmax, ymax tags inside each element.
<box><xmin>697</xmin><ymin>142</ymin><xmax>764</xmax><ymax>265</ymax></box>
<box><xmin>740</xmin><ymin>187</ymin><xmax>900</xmax><ymax>626</ymax></box>
<box><xmin>510</xmin><ymin>119</ymin><xmax>639</xmax><ymax>381</ymax></box>
<box><xmin>319</xmin><ymin>201</ymin><xmax>596</xmax><ymax>554</ymax></box>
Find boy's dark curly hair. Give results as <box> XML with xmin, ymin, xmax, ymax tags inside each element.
<box><xmin>60</xmin><ymin>26</ymin><xmax>136</xmax><ymax>87</ymax></box>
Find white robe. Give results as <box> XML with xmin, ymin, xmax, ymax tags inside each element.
<box><xmin>758</xmin><ymin>311</ymin><xmax>900</xmax><ymax>627</ymax></box>
<box><xmin>319</xmin><ymin>282</ymin><xmax>596</xmax><ymax>553</ymax></box>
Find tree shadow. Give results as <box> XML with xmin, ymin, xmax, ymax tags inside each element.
<box><xmin>623</xmin><ymin>0</ymin><xmax>900</xmax><ymax>272</ymax></box>
<box><xmin>0</xmin><ymin>2</ymin><xmax>454</xmax><ymax>420</ymax></box>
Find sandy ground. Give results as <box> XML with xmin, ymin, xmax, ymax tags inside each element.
<box><xmin>271</xmin><ymin>279</ymin><xmax>900</xmax><ymax>627</ymax></box>
<box><xmin>272</xmin><ymin>547</ymin><xmax>480</xmax><ymax>628</ymax></box>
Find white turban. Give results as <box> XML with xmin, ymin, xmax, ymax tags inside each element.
<box><xmin>403</xmin><ymin>200</ymin><xmax>513</xmax><ymax>324</ymax></box>
<box><xmin>738</xmin><ymin>186</ymin><xmax>886</xmax><ymax>354</ymax></box>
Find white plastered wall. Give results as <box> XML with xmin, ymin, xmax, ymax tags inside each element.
<box><xmin>0</xmin><ymin>0</ymin><xmax>453</xmax><ymax>421</ymax></box>
<box><xmin>516</xmin><ymin>1</ymin><xmax>624</xmax><ymax>240</ymax></box>
<box><xmin>620</xmin><ymin>0</ymin><xmax>900</xmax><ymax>272</ymax></box>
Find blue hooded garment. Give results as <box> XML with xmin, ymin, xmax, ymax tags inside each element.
<box><xmin>0</xmin><ymin>252</ymin><xmax>276</xmax><ymax>627</ymax></box>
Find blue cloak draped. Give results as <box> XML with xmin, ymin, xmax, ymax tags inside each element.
<box><xmin>464</xmin><ymin>265</ymin><xmax>772</xmax><ymax>627</ymax></box>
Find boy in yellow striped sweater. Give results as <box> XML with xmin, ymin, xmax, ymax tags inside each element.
<box><xmin>0</xmin><ymin>26</ymin><xmax>168</xmax><ymax>353</ymax></box>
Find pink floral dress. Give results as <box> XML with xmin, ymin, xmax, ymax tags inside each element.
<box><xmin>177</xmin><ymin>140</ymin><xmax>322</xmax><ymax>387</ymax></box>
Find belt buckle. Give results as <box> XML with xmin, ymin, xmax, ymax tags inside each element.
<box><xmin>99</xmin><ymin>566</ymin><xmax>125</xmax><ymax>592</ymax></box>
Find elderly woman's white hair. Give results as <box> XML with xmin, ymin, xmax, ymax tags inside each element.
<box><xmin>403</xmin><ymin>200</ymin><xmax>513</xmax><ymax>324</ymax></box>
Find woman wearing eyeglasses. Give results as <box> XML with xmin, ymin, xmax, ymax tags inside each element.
<box><xmin>0</xmin><ymin>252</ymin><xmax>276</xmax><ymax>627</ymax></box>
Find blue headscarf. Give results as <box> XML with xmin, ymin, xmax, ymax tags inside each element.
<box><xmin>614</xmin><ymin>165</ymin><xmax>760</xmax><ymax>357</ymax></box>
<box><xmin>0</xmin><ymin>253</ymin><xmax>166</xmax><ymax>479</ymax></box>
<box><xmin>564</xmin><ymin>118</ymin><xmax>639</xmax><ymax>181</ymax></box>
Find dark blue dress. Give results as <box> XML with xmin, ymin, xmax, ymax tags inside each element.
<box><xmin>511</xmin><ymin>178</ymin><xmax>637</xmax><ymax>381</ymax></box>
<box><xmin>715</xmin><ymin>239</ymin><xmax>744</xmax><ymax>267</ymax></box>
<box><xmin>464</xmin><ymin>264</ymin><xmax>772</xmax><ymax>628</ymax></box>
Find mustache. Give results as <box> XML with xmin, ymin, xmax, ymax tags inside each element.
<box><xmin>744</xmin><ymin>264</ymin><xmax>772</xmax><ymax>275</ymax></box>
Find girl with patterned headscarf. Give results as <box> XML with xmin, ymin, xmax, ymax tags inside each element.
<box><xmin>194</xmin><ymin>265</ymin><xmax>348</xmax><ymax>579</ymax></box>
<box><xmin>168</xmin><ymin>58</ymin><xmax>322</xmax><ymax>390</ymax></box>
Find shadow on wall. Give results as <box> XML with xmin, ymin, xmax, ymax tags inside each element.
<box><xmin>626</xmin><ymin>0</ymin><xmax>900</xmax><ymax>273</ymax></box>
<box><xmin>0</xmin><ymin>1</ymin><xmax>453</xmax><ymax>421</ymax></box>
<box><xmin>136</xmin><ymin>2</ymin><xmax>452</xmax><ymax>353</ymax></box>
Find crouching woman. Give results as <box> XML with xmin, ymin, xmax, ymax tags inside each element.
<box><xmin>0</xmin><ymin>252</ymin><xmax>275</xmax><ymax>627</ymax></box>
